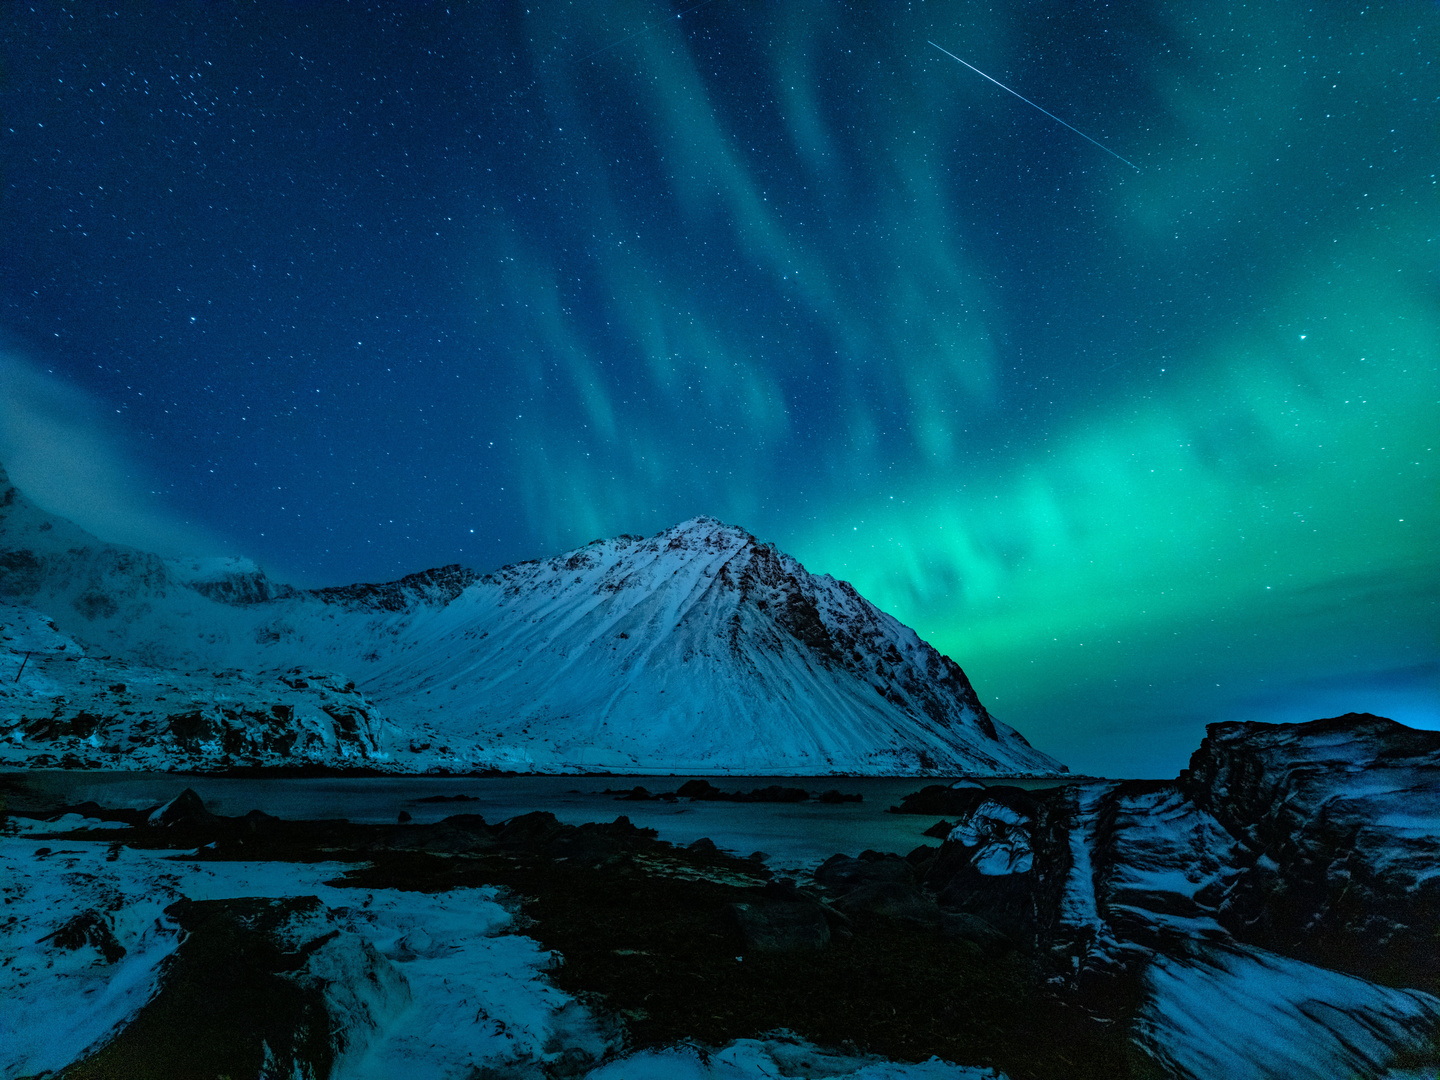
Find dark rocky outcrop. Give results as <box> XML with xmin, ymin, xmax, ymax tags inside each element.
<box><xmin>606</xmin><ymin>780</ymin><xmax>862</xmax><ymax>804</ymax></box>
<box><xmin>38</xmin><ymin>909</ymin><xmax>126</xmax><ymax>963</ymax></box>
<box><xmin>1180</xmin><ymin>713</ymin><xmax>1440</xmax><ymax>986</ymax></box>
<box><xmin>730</xmin><ymin>898</ymin><xmax>832</xmax><ymax>952</ymax></box>
<box><xmin>146</xmin><ymin>787</ymin><xmax>219</xmax><ymax>829</ymax></box>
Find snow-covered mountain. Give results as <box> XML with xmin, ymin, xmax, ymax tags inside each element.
<box><xmin>0</xmin><ymin>465</ymin><xmax>1063</xmax><ymax>774</ymax></box>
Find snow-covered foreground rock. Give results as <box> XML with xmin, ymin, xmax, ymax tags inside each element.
<box><xmin>1136</xmin><ymin>945</ymin><xmax>1439</xmax><ymax>1080</ymax></box>
<box><xmin>1</xmin><ymin>804</ymin><xmax>1010</xmax><ymax>1079</ymax></box>
<box><xmin>0</xmin><ymin>823</ymin><xmax>594</xmax><ymax>1078</ymax></box>
<box><xmin>889</xmin><ymin>712</ymin><xmax>1440</xmax><ymax>1079</ymax></box>
<box><xmin>0</xmin><ymin>464</ymin><xmax>1061</xmax><ymax>775</ymax></box>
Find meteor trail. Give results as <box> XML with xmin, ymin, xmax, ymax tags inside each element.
<box><xmin>928</xmin><ymin>41</ymin><xmax>1140</xmax><ymax>170</ymax></box>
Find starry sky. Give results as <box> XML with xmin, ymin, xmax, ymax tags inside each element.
<box><xmin>1</xmin><ymin>2</ymin><xmax>1436</xmax><ymax>775</ymax></box>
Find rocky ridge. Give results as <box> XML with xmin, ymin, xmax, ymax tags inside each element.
<box><xmin>887</xmin><ymin>712</ymin><xmax>1440</xmax><ymax>1077</ymax></box>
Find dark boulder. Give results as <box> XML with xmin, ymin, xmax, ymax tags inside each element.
<box><xmin>813</xmin><ymin>850</ymin><xmax>914</xmax><ymax>890</ymax></box>
<box><xmin>497</xmin><ymin>811</ymin><xmax>566</xmax><ymax>848</ymax></box>
<box><xmin>829</xmin><ymin>880</ymin><xmax>941</xmax><ymax>929</ymax></box>
<box><xmin>730</xmin><ymin>899</ymin><xmax>831</xmax><ymax>952</ymax></box>
<box><xmin>939</xmin><ymin>911</ymin><xmax>1012</xmax><ymax>954</ymax></box>
<box><xmin>676</xmin><ymin>779</ymin><xmax>721</xmax><ymax>800</ymax></box>
<box><xmin>146</xmin><ymin>788</ymin><xmax>218</xmax><ymax>829</ymax></box>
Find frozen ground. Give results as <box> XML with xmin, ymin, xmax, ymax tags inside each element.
<box><xmin>0</xmin><ymin>820</ymin><xmax>583</xmax><ymax>1077</ymax></box>
<box><xmin>0</xmin><ymin>812</ymin><xmax>1006</xmax><ymax>1079</ymax></box>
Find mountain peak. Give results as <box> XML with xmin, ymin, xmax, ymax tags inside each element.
<box><xmin>0</xmin><ymin>470</ymin><xmax>1065</xmax><ymax>775</ymax></box>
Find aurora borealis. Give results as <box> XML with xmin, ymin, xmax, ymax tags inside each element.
<box><xmin>1</xmin><ymin>2</ymin><xmax>1435</xmax><ymax>774</ymax></box>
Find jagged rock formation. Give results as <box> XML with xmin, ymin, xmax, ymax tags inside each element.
<box><xmin>0</xmin><ymin>464</ymin><xmax>1062</xmax><ymax>774</ymax></box>
<box><xmin>887</xmin><ymin>713</ymin><xmax>1440</xmax><ymax>1079</ymax></box>
<box><xmin>1180</xmin><ymin>712</ymin><xmax>1440</xmax><ymax>984</ymax></box>
<box><xmin>0</xmin><ymin>602</ymin><xmax>390</xmax><ymax>770</ymax></box>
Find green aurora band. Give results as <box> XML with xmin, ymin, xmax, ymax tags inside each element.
<box><xmin>489</xmin><ymin>3</ymin><xmax>1436</xmax><ymax>773</ymax></box>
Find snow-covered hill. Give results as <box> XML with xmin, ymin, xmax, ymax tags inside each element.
<box><xmin>0</xmin><ymin>465</ymin><xmax>1063</xmax><ymax>774</ymax></box>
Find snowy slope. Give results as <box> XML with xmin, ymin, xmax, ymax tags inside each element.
<box><xmin>0</xmin><ymin>465</ymin><xmax>1062</xmax><ymax>774</ymax></box>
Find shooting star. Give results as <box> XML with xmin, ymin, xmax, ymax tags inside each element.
<box><xmin>928</xmin><ymin>41</ymin><xmax>1140</xmax><ymax>171</ymax></box>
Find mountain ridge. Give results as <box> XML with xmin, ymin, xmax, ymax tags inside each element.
<box><xmin>0</xmin><ymin>467</ymin><xmax>1064</xmax><ymax>775</ymax></box>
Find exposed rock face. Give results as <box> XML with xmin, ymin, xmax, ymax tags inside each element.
<box><xmin>887</xmin><ymin>714</ymin><xmax>1440</xmax><ymax>1079</ymax></box>
<box><xmin>1180</xmin><ymin>713</ymin><xmax>1440</xmax><ymax>985</ymax></box>
<box><xmin>0</xmin><ymin>463</ymin><xmax>1063</xmax><ymax>775</ymax></box>
<box><xmin>0</xmin><ymin>603</ymin><xmax>392</xmax><ymax>770</ymax></box>
<box><xmin>308</xmin><ymin>563</ymin><xmax>481</xmax><ymax>612</ymax></box>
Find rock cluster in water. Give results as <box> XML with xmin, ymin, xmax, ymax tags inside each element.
<box><xmin>605</xmin><ymin>779</ymin><xmax>863</xmax><ymax>804</ymax></box>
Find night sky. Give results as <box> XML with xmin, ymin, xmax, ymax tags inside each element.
<box><xmin>2</xmin><ymin>2</ymin><xmax>1435</xmax><ymax>775</ymax></box>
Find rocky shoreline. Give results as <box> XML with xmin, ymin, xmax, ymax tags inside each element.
<box><xmin>3</xmin><ymin>712</ymin><xmax>1438</xmax><ymax>1079</ymax></box>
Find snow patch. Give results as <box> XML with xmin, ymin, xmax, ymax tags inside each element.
<box><xmin>584</xmin><ymin>1035</ymin><xmax>1007</xmax><ymax>1079</ymax></box>
<box><xmin>1134</xmin><ymin>944</ymin><xmax>1440</xmax><ymax>1080</ymax></box>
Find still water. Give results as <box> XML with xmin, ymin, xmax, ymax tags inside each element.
<box><xmin>6</xmin><ymin>772</ymin><xmax>1081</xmax><ymax>874</ymax></box>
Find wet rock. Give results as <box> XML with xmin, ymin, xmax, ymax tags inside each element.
<box><xmin>609</xmin><ymin>785</ymin><xmax>653</xmax><ymax>801</ymax></box>
<box><xmin>747</xmin><ymin>784</ymin><xmax>810</xmax><ymax>804</ymax></box>
<box><xmin>673</xmin><ymin>779</ymin><xmax>810</xmax><ymax>803</ymax></box>
<box><xmin>498</xmin><ymin>811</ymin><xmax>567</xmax><ymax>848</ymax></box>
<box><xmin>762</xmin><ymin>877</ymin><xmax>800</xmax><ymax>899</ymax></box>
<box><xmin>675</xmin><ymin>779</ymin><xmax>720</xmax><ymax>800</ymax></box>
<box><xmin>813</xmin><ymin>852</ymin><xmax>939</xmax><ymax>928</ymax></box>
<box><xmin>397</xmin><ymin>817</ymin><xmax>499</xmax><ymax>855</ymax></box>
<box><xmin>241</xmin><ymin>808</ymin><xmax>282</xmax><ymax>833</ymax></box>
<box><xmin>927</xmin><ymin>853</ymin><xmax>1039</xmax><ymax>942</ymax></box>
<box><xmin>593</xmin><ymin>815</ymin><xmax>654</xmax><ymax>840</ymax></box>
